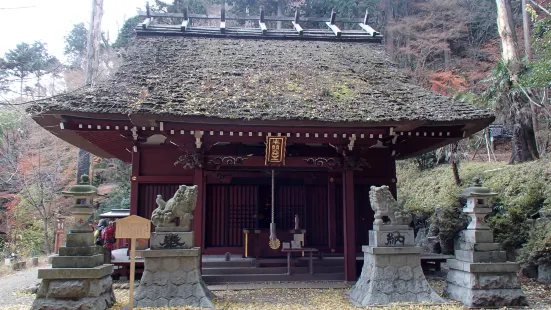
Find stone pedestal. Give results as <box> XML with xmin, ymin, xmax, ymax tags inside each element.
<box><xmin>133</xmin><ymin>248</ymin><xmax>214</xmax><ymax>308</ymax></box>
<box><xmin>444</xmin><ymin>178</ymin><xmax>527</xmax><ymax>307</ymax></box>
<box><xmin>444</xmin><ymin>230</ymin><xmax>528</xmax><ymax>307</ymax></box>
<box><xmin>150</xmin><ymin>230</ymin><xmax>194</xmax><ymax>250</ymax></box>
<box><xmin>350</xmin><ymin>224</ymin><xmax>443</xmax><ymax>306</ymax></box>
<box><xmin>32</xmin><ymin>232</ymin><xmax>115</xmax><ymax>310</ymax></box>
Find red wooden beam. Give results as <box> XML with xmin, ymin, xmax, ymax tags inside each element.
<box><xmin>327</xmin><ymin>177</ymin><xmax>337</xmax><ymax>252</ymax></box>
<box><xmin>134</xmin><ymin>176</ymin><xmax>194</xmax><ymax>183</ymax></box>
<box><xmin>343</xmin><ymin>169</ymin><xmax>356</xmax><ymax>282</ymax></box>
<box><xmin>203</xmin><ymin>155</ymin><xmax>346</xmax><ymax>169</ymax></box>
<box><xmin>130</xmin><ymin>151</ymin><xmax>140</xmax><ymax>216</ymax></box>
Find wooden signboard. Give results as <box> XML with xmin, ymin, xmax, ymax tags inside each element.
<box><xmin>265</xmin><ymin>136</ymin><xmax>287</xmax><ymax>165</ymax></box>
<box><xmin>115</xmin><ymin>215</ymin><xmax>151</xmax><ymax>310</ymax></box>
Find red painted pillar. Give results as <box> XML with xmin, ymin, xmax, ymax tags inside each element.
<box><xmin>130</xmin><ymin>151</ymin><xmax>140</xmax><ymax>216</ymax></box>
<box><xmin>193</xmin><ymin>168</ymin><xmax>205</xmax><ymax>250</ymax></box>
<box><xmin>327</xmin><ymin>176</ymin><xmax>337</xmax><ymax>252</ymax></box>
<box><xmin>343</xmin><ymin>169</ymin><xmax>356</xmax><ymax>282</ymax></box>
<box><xmin>389</xmin><ymin>158</ymin><xmax>398</xmax><ymax>198</ymax></box>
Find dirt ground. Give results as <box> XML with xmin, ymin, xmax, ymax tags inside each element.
<box><xmin>1</xmin><ymin>266</ymin><xmax>549</xmax><ymax>309</ymax></box>
<box><xmin>108</xmin><ymin>277</ymin><xmax>551</xmax><ymax>310</ymax></box>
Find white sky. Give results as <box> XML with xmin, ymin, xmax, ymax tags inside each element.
<box><xmin>0</xmin><ymin>0</ymin><xmax>149</xmax><ymax>62</ymax></box>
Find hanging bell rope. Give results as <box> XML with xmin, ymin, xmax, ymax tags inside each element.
<box><xmin>269</xmin><ymin>169</ymin><xmax>280</xmax><ymax>249</ymax></box>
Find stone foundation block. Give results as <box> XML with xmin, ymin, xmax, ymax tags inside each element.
<box><xmin>150</xmin><ymin>231</ymin><xmax>194</xmax><ymax>250</ymax></box>
<box><xmin>445</xmin><ymin>282</ymin><xmax>527</xmax><ymax>307</ymax></box>
<box><xmin>133</xmin><ymin>248</ymin><xmax>214</xmax><ymax>308</ymax></box>
<box><xmin>349</xmin><ymin>247</ymin><xmax>443</xmax><ymax>306</ymax></box>
<box><xmin>58</xmin><ymin>246</ymin><xmax>103</xmax><ymax>257</ymax></box>
<box><xmin>454</xmin><ymin>240</ymin><xmax>501</xmax><ymax>252</ymax></box>
<box><xmin>51</xmin><ymin>254</ymin><xmax>104</xmax><ymax>268</ymax></box>
<box><xmin>65</xmin><ymin>233</ymin><xmax>94</xmax><ymax>247</ymax></box>
<box><xmin>447</xmin><ymin>259</ymin><xmax>519</xmax><ymax>273</ymax></box>
<box><xmin>38</xmin><ymin>265</ymin><xmax>113</xmax><ymax>279</ymax></box>
<box><xmin>456</xmin><ymin>230</ymin><xmax>493</xmax><ymax>244</ymax></box>
<box><xmin>446</xmin><ymin>269</ymin><xmax>521</xmax><ymax>290</ymax></box>
<box><xmin>32</xmin><ymin>275</ymin><xmax>115</xmax><ymax>310</ymax></box>
<box><xmin>454</xmin><ymin>249</ymin><xmax>507</xmax><ymax>263</ymax></box>
<box><xmin>368</xmin><ymin>230</ymin><xmax>414</xmax><ymax>247</ymax></box>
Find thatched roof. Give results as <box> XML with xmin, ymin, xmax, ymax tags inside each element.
<box><xmin>32</xmin><ymin>36</ymin><xmax>493</xmax><ymax>126</ymax></box>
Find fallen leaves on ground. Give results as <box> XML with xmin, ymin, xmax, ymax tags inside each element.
<box><xmin>21</xmin><ymin>277</ymin><xmax>551</xmax><ymax>310</ymax></box>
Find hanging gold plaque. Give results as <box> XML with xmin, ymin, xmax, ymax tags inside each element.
<box><xmin>265</xmin><ymin>136</ymin><xmax>287</xmax><ymax>165</ymax></box>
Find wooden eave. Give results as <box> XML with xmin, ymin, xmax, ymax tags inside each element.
<box><xmin>35</xmin><ymin>110</ymin><xmax>494</xmax><ymax>163</ymax></box>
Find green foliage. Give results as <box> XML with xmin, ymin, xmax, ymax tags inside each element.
<box><xmin>2</xmin><ymin>41</ymin><xmax>59</xmax><ymax>94</ymax></box>
<box><xmin>0</xmin><ymin>58</ymin><xmax>8</xmax><ymax>93</ymax></box>
<box><xmin>113</xmin><ymin>16</ymin><xmax>140</xmax><ymax>49</ymax></box>
<box><xmin>64</xmin><ymin>23</ymin><xmax>88</xmax><ymax>66</ymax></box>
<box><xmin>18</xmin><ymin>220</ymin><xmax>46</xmax><ymax>257</ymax></box>
<box><xmin>397</xmin><ymin>159</ymin><xmax>549</xmax><ymax>253</ymax></box>
<box><xmin>518</xmin><ymin>220</ymin><xmax>551</xmax><ymax>266</ymax></box>
<box><xmin>524</xmin><ymin>16</ymin><xmax>551</xmax><ymax>87</ymax></box>
<box><xmin>153</xmin><ymin>0</ymin><xmax>208</xmax><ymax>14</ymax></box>
<box><xmin>95</xmin><ymin>159</ymin><xmax>131</xmax><ymax>214</ymax></box>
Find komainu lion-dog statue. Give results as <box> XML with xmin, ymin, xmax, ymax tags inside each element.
<box><xmin>151</xmin><ymin>185</ymin><xmax>198</xmax><ymax>231</ymax></box>
<box><xmin>369</xmin><ymin>185</ymin><xmax>412</xmax><ymax>225</ymax></box>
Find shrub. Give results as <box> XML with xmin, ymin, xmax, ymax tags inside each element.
<box><xmin>397</xmin><ymin>159</ymin><xmax>550</xmax><ymax>255</ymax></box>
<box><xmin>518</xmin><ymin>219</ymin><xmax>551</xmax><ymax>266</ymax></box>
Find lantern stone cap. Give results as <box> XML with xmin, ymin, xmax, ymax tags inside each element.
<box><xmin>62</xmin><ymin>175</ymin><xmax>98</xmax><ymax>196</ymax></box>
<box><xmin>458</xmin><ymin>177</ymin><xmax>497</xmax><ymax>197</ymax></box>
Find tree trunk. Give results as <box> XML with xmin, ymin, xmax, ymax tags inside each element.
<box><xmin>522</xmin><ymin>0</ymin><xmax>539</xmax><ymax>151</ymax></box>
<box><xmin>384</xmin><ymin>0</ymin><xmax>394</xmax><ymax>56</ymax></box>
<box><xmin>77</xmin><ymin>148</ymin><xmax>91</xmax><ymax>182</ymax></box>
<box><xmin>450</xmin><ymin>142</ymin><xmax>461</xmax><ymax>186</ymax></box>
<box><xmin>522</xmin><ymin>0</ymin><xmax>532</xmax><ymax>59</ymax></box>
<box><xmin>43</xmin><ymin>217</ymin><xmax>51</xmax><ymax>255</ymax></box>
<box><xmin>78</xmin><ymin>0</ymin><xmax>104</xmax><ymax>180</ymax></box>
<box><xmin>496</xmin><ymin>0</ymin><xmax>539</xmax><ymax>163</ymax></box>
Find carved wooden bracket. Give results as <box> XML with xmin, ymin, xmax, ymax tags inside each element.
<box><xmin>206</xmin><ymin>156</ymin><xmax>250</xmax><ymax>170</ymax></box>
<box><xmin>344</xmin><ymin>156</ymin><xmax>371</xmax><ymax>171</ymax></box>
<box><xmin>174</xmin><ymin>152</ymin><xmax>204</xmax><ymax>169</ymax></box>
<box><xmin>303</xmin><ymin>157</ymin><xmax>342</xmax><ymax>169</ymax></box>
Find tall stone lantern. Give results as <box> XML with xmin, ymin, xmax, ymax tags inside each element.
<box><xmin>32</xmin><ymin>175</ymin><xmax>116</xmax><ymax>310</ymax></box>
<box><xmin>62</xmin><ymin>175</ymin><xmax>97</xmax><ymax>234</ymax></box>
<box><xmin>444</xmin><ymin>177</ymin><xmax>527</xmax><ymax>307</ymax></box>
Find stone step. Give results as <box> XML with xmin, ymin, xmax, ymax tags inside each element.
<box><xmin>454</xmin><ymin>241</ymin><xmax>502</xmax><ymax>252</ymax></box>
<box><xmin>202</xmin><ymin>265</ymin><xmax>344</xmax><ymax>275</ymax></box>
<box><xmin>203</xmin><ymin>272</ymin><xmax>345</xmax><ymax>284</ymax></box>
<box><xmin>59</xmin><ymin>246</ymin><xmax>104</xmax><ymax>257</ymax></box>
<box><xmin>454</xmin><ymin>250</ymin><xmax>507</xmax><ymax>263</ymax></box>
<box><xmin>51</xmin><ymin>254</ymin><xmax>104</xmax><ymax>268</ymax></box>
<box><xmin>447</xmin><ymin>259</ymin><xmax>520</xmax><ymax>273</ymax></box>
<box><xmin>202</xmin><ymin>258</ymin><xmax>343</xmax><ymax>268</ymax></box>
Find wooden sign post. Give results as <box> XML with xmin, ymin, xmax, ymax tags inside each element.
<box><xmin>115</xmin><ymin>215</ymin><xmax>151</xmax><ymax>310</ymax></box>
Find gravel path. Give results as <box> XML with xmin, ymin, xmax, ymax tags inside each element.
<box><xmin>0</xmin><ymin>267</ymin><xmax>39</xmax><ymax>308</ymax></box>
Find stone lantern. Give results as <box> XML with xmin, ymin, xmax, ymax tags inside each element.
<box><xmin>62</xmin><ymin>175</ymin><xmax>97</xmax><ymax>234</ymax></box>
<box><xmin>32</xmin><ymin>174</ymin><xmax>115</xmax><ymax>310</ymax></box>
<box><xmin>458</xmin><ymin>177</ymin><xmax>496</xmax><ymax>231</ymax></box>
<box><xmin>444</xmin><ymin>177</ymin><xmax>527</xmax><ymax>308</ymax></box>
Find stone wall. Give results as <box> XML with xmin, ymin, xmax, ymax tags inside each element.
<box><xmin>33</xmin><ymin>275</ymin><xmax>115</xmax><ymax>310</ymax></box>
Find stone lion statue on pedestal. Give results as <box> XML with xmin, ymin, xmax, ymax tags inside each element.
<box><xmin>151</xmin><ymin>185</ymin><xmax>198</xmax><ymax>231</ymax></box>
<box><xmin>369</xmin><ymin>185</ymin><xmax>412</xmax><ymax>226</ymax></box>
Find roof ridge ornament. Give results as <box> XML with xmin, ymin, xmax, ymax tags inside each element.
<box><xmin>135</xmin><ymin>5</ymin><xmax>383</xmax><ymax>42</ymax></box>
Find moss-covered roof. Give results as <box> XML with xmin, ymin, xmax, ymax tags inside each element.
<box><xmin>32</xmin><ymin>36</ymin><xmax>493</xmax><ymax>125</ymax></box>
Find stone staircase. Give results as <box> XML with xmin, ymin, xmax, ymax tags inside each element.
<box><xmin>201</xmin><ymin>257</ymin><xmax>345</xmax><ymax>284</ymax></box>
